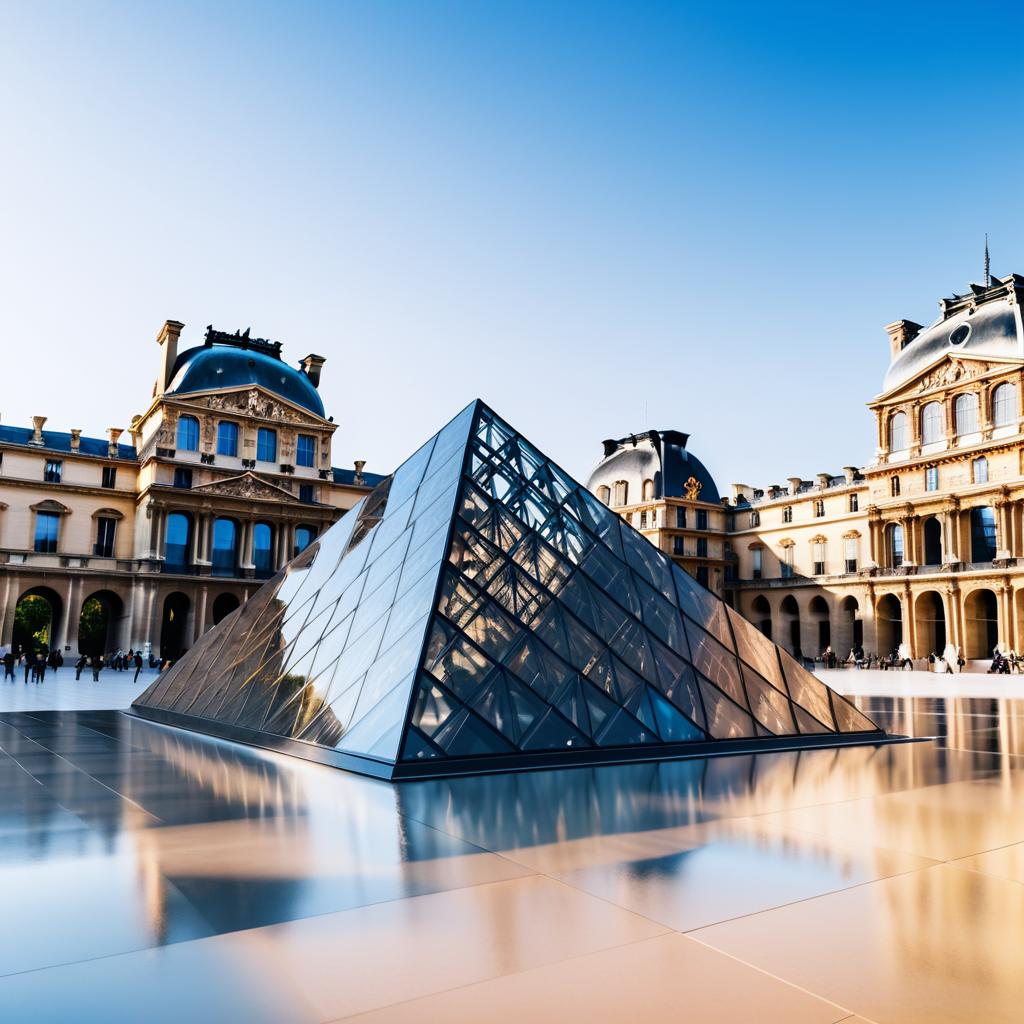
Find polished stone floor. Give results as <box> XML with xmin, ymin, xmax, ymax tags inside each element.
<box><xmin>1</xmin><ymin>677</ymin><xmax>1023</xmax><ymax>1022</ymax></box>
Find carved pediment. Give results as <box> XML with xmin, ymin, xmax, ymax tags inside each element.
<box><xmin>914</xmin><ymin>358</ymin><xmax>993</xmax><ymax>393</ymax></box>
<box><xmin>193</xmin><ymin>472</ymin><xmax>298</xmax><ymax>502</ymax></box>
<box><xmin>201</xmin><ymin>388</ymin><xmax>322</xmax><ymax>425</ymax></box>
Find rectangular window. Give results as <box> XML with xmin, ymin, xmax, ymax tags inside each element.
<box><xmin>173</xmin><ymin>467</ymin><xmax>193</xmax><ymax>489</ymax></box>
<box><xmin>257</xmin><ymin>428</ymin><xmax>277</xmax><ymax>463</ymax></box>
<box><xmin>844</xmin><ymin>537</ymin><xmax>858</xmax><ymax>573</ymax></box>
<box><xmin>676</xmin><ymin>507</ymin><xmax>686</xmax><ymax>529</ymax></box>
<box><xmin>639</xmin><ymin>510</ymin><xmax>647</xmax><ymax>528</ymax></box>
<box><xmin>34</xmin><ymin>512</ymin><xmax>59</xmax><ymax>553</ymax></box>
<box><xmin>781</xmin><ymin>547</ymin><xmax>794</xmax><ymax>578</ymax></box>
<box><xmin>926</xmin><ymin>466</ymin><xmax>939</xmax><ymax>492</ymax></box>
<box><xmin>673</xmin><ymin>536</ymin><xmax>685</xmax><ymax>555</ymax></box>
<box><xmin>695</xmin><ymin>566</ymin><xmax>710</xmax><ymax>588</ymax></box>
<box><xmin>813</xmin><ymin>540</ymin><xmax>826</xmax><ymax>576</ymax></box>
<box><xmin>296</xmin><ymin>434</ymin><xmax>316</xmax><ymax>468</ymax></box>
<box><xmin>101</xmin><ymin>466</ymin><xmax>117</xmax><ymax>489</ymax></box>
<box><xmin>216</xmin><ymin>421</ymin><xmax>239</xmax><ymax>457</ymax></box>
<box><xmin>696</xmin><ymin>537</ymin><xmax>708</xmax><ymax>557</ymax></box>
<box><xmin>973</xmin><ymin>457</ymin><xmax>989</xmax><ymax>484</ymax></box>
<box><xmin>44</xmin><ymin>460</ymin><xmax>62</xmax><ymax>483</ymax></box>
<box><xmin>750</xmin><ymin>511</ymin><xmax>760</xmax><ymax>527</ymax></box>
<box><xmin>849</xmin><ymin>493</ymin><xmax>859</xmax><ymax>512</ymax></box>
<box><xmin>696</xmin><ymin>509</ymin><xmax>708</xmax><ymax>530</ymax></box>
<box><xmin>890</xmin><ymin>476</ymin><xmax>901</xmax><ymax>497</ymax></box>
<box><xmin>813</xmin><ymin>499</ymin><xmax>825</xmax><ymax>517</ymax></box>
<box><xmin>752</xmin><ymin>548</ymin><xmax>762</xmax><ymax>579</ymax></box>
<box><xmin>94</xmin><ymin>517</ymin><xmax>116</xmax><ymax>557</ymax></box>
<box><xmin>299</xmin><ymin>483</ymin><xmax>315</xmax><ymax>504</ymax></box>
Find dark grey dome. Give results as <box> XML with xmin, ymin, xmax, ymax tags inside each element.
<box><xmin>883</xmin><ymin>279</ymin><xmax>1024</xmax><ymax>394</ymax></box>
<box><xmin>586</xmin><ymin>430</ymin><xmax>721</xmax><ymax>504</ymax></box>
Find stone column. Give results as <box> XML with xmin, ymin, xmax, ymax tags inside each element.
<box><xmin>0</xmin><ymin>572</ymin><xmax>13</xmax><ymax>649</ymax></box>
<box><xmin>999</xmin><ymin>584</ymin><xmax>1011</xmax><ymax>651</ymax></box>
<box><xmin>156</xmin><ymin>510</ymin><xmax>167</xmax><ymax>560</ymax></box>
<box><xmin>194</xmin><ymin>585</ymin><xmax>208</xmax><ymax>644</ymax></box>
<box><xmin>60</xmin><ymin>576</ymin><xmax>82</xmax><ymax>652</ymax></box>
<box><xmin>996</xmin><ymin>500</ymin><xmax>1012</xmax><ymax>560</ymax></box>
<box><xmin>147</xmin><ymin>507</ymin><xmax>160</xmax><ymax>559</ymax></box>
<box><xmin>903</xmin><ymin>583</ymin><xmax>918</xmax><ymax>656</ymax></box>
<box><xmin>863</xmin><ymin>584</ymin><xmax>877</xmax><ymax>652</ymax></box>
<box><xmin>241</xmin><ymin>521</ymin><xmax>255</xmax><ymax>570</ymax></box>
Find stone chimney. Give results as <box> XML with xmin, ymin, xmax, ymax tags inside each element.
<box><xmin>787</xmin><ymin>476</ymin><xmax>802</xmax><ymax>495</ymax></box>
<box><xmin>69</xmin><ymin>429</ymin><xmax>82</xmax><ymax>451</ymax></box>
<box><xmin>107</xmin><ymin>428</ymin><xmax>123</xmax><ymax>457</ymax></box>
<box><xmin>731</xmin><ymin>483</ymin><xmax>753</xmax><ymax>503</ymax></box>
<box><xmin>816</xmin><ymin>473</ymin><xmax>831</xmax><ymax>489</ymax></box>
<box><xmin>843</xmin><ymin>465</ymin><xmax>858</xmax><ymax>484</ymax></box>
<box><xmin>300</xmin><ymin>354</ymin><xmax>326</xmax><ymax>389</ymax></box>
<box><xmin>884</xmin><ymin>319</ymin><xmax>923</xmax><ymax>359</ymax></box>
<box><xmin>353</xmin><ymin>460</ymin><xmax>366</xmax><ymax>486</ymax></box>
<box><xmin>29</xmin><ymin>416</ymin><xmax>46</xmax><ymax>446</ymax></box>
<box><xmin>155</xmin><ymin>320</ymin><xmax>185</xmax><ymax>397</ymax></box>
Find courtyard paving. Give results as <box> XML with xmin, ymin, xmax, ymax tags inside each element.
<box><xmin>0</xmin><ymin>671</ymin><xmax>1021</xmax><ymax>1022</ymax></box>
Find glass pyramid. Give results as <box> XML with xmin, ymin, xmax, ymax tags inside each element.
<box><xmin>132</xmin><ymin>400</ymin><xmax>882</xmax><ymax>779</ymax></box>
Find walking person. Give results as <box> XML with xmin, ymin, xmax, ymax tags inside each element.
<box><xmin>75</xmin><ymin>654</ymin><xmax>87</xmax><ymax>681</ymax></box>
<box><xmin>23</xmin><ymin>653</ymin><xmax>31</xmax><ymax>685</ymax></box>
<box><xmin>91</xmin><ymin>655</ymin><xmax>103</xmax><ymax>682</ymax></box>
<box><xmin>133</xmin><ymin>650</ymin><xmax>143</xmax><ymax>683</ymax></box>
<box><xmin>3</xmin><ymin>649</ymin><xmax>14</xmax><ymax>681</ymax></box>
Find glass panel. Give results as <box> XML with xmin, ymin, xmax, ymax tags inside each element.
<box><xmin>832</xmin><ymin>694</ymin><xmax>879</xmax><ymax>733</ymax></box>
<box><xmin>336</xmin><ymin>673</ymin><xmax>416</xmax><ymax>760</ymax></box>
<box><xmin>727</xmin><ymin>606</ymin><xmax>784</xmax><ymax>688</ymax></box>
<box><xmin>778</xmin><ymin>647</ymin><xmax>836</xmax><ymax>730</ymax></box>
<box><xmin>519</xmin><ymin>707</ymin><xmax>591</xmax><ymax>751</ymax></box>
<box><xmin>698</xmin><ymin>678</ymin><xmax>757</xmax><ymax>739</ymax></box>
<box><xmin>385</xmin><ymin>433</ymin><xmax>436</xmax><ymax>511</ymax></box>
<box><xmin>673</xmin><ymin>563</ymin><xmax>733</xmax><ymax>647</ymax></box>
<box><xmin>648</xmin><ymin>688</ymin><xmax>705</xmax><ymax>741</ymax></box>
<box><xmin>741</xmin><ymin>664</ymin><xmax>797</xmax><ymax>736</ymax></box>
<box><xmin>619</xmin><ymin>524</ymin><xmax>675</xmax><ymax>602</ymax></box>
<box><xmin>683</xmin><ymin>619</ymin><xmax>746</xmax><ymax>707</ymax></box>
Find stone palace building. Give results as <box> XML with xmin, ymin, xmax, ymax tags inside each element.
<box><xmin>591</xmin><ymin>272</ymin><xmax>1024</xmax><ymax>665</ymax></box>
<box><xmin>0</xmin><ymin>322</ymin><xmax>381</xmax><ymax>661</ymax></box>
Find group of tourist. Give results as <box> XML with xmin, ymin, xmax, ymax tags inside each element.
<box><xmin>0</xmin><ymin>645</ymin><xmax>151</xmax><ymax>683</ymax></box>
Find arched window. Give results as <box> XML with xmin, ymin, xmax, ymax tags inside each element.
<box><xmin>165</xmin><ymin>513</ymin><xmax>191</xmax><ymax>568</ymax></box>
<box><xmin>921</xmin><ymin>402</ymin><xmax>944</xmax><ymax>444</ymax></box>
<box><xmin>596</xmin><ymin>485</ymin><xmax>610</xmax><ymax>504</ymax></box>
<box><xmin>216</xmin><ymin>421</ymin><xmax>239</xmax><ymax>457</ymax></box>
<box><xmin>253</xmin><ymin>522</ymin><xmax>274</xmax><ymax>577</ymax></box>
<box><xmin>993</xmin><ymin>382</ymin><xmax>1017</xmax><ymax>427</ymax></box>
<box><xmin>813</xmin><ymin>499</ymin><xmax>825</xmax><ymax>517</ymax></box>
<box><xmin>973</xmin><ymin>456</ymin><xmax>989</xmax><ymax>484</ymax></box>
<box><xmin>176</xmin><ymin>415</ymin><xmax>199</xmax><ymax>452</ymax></box>
<box><xmin>889</xmin><ymin>411</ymin><xmax>908</xmax><ymax>452</ymax></box>
<box><xmin>889</xmin><ymin>523</ymin><xmax>904</xmax><ymax>569</ymax></box>
<box><xmin>970</xmin><ymin>507</ymin><xmax>997</xmax><ymax>562</ymax></box>
<box><xmin>642</xmin><ymin>479</ymin><xmax>655</xmax><ymax>501</ymax></box>
<box><xmin>612</xmin><ymin>480</ymin><xmax>628</xmax><ymax>506</ymax></box>
<box><xmin>782</xmin><ymin>506</ymin><xmax>793</xmax><ymax>523</ymax></box>
<box><xmin>955</xmin><ymin>393</ymin><xmax>979</xmax><ymax>436</ymax></box>
<box><xmin>293</xmin><ymin>525</ymin><xmax>316</xmax><ymax>557</ymax></box>
<box><xmin>211</xmin><ymin>518</ymin><xmax>238</xmax><ymax>576</ymax></box>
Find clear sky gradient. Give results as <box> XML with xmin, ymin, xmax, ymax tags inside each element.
<box><xmin>2</xmin><ymin>2</ymin><xmax>1022</xmax><ymax>491</ymax></box>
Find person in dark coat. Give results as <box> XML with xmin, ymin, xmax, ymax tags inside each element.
<box><xmin>75</xmin><ymin>655</ymin><xmax>87</xmax><ymax>680</ymax></box>
<box><xmin>3</xmin><ymin>650</ymin><xmax>14</xmax><ymax>681</ymax></box>
<box><xmin>91</xmin><ymin>655</ymin><xmax>103</xmax><ymax>682</ymax></box>
<box><xmin>133</xmin><ymin>651</ymin><xmax>143</xmax><ymax>683</ymax></box>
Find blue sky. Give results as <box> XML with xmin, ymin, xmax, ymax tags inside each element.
<box><xmin>1</xmin><ymin>2</ymin><xmax>1022</xmax><ymax>489</ymax></box>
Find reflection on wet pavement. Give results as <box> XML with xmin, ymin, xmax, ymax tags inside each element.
<box><xmin>0</xmin><ymin>693</ymin><xmax>1021</xmax><ymax>1021</ymax></box>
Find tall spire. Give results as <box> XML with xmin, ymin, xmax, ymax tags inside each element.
<box><xmin>985</xmin><ymin>233</ymin><xmax>991</xmax><ymax>287</ymax></box>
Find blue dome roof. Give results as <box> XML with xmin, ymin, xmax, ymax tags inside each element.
<box><xmin>166</xmin><ymin>345</ymin><xmax>325</xmax><ymax>417</ymax></box>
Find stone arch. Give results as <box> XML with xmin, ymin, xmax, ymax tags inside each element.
<box><xmin>78</xmin><ymin>589</ymin><xmax>127</xmax><ymax>656</ymax></box>
<box><xmin>779</xmin><ymin>594</ymin><xmax>801</xmax><ymax>657</ymax></box>
<box><xmin>212</xmin><ymin>592</ymin><xmax>241</xmax><ymax>625</ymax></box>
<box><xmin>876</xmin><ymin>592</ymin><xmax>903</xmax><ymax>655</ymax></box>
<box><xmin>159</xmin><ymin>592</ymin><xmax>191</xmax><ymax>663</ymax></box>
<box><xmin>963</xmin><ymin>587</ymin><xmax>999</xmax><ymax>659</ymax></box>
<box><xmin>750</xmin><ymin>594</ymin><xmax>772</xmax><ymax>639</ymax></box>
<box><xmin>914</xmin><ymin>590</ymin><xmax>947</xmax><ymax>659</ymax></box>
<box><xmin>838</xmin><ymin>595</ymin><xmax>862</xmax><ymax>653</ymax></box>
<box><xmin>13</xmin><ymin>586</ymin><xmax>63</xmax><ymax>657</ymax></box>
<box><xmin>809</xmin><ymin>595</ymin><xmax>831</xmax><ymax>653</ymax></box>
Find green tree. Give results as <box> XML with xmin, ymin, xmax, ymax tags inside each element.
<box><xmin>14</xmin><ymin>595</ymin><xmax>52</xmax><ymax>653</ymax></box>
<box><xmin>78</xmin><ymin>597</ymin><xmax>109</xmax><ymax>656</ymax></box>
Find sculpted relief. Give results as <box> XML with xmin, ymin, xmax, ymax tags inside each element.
<box><xmin>204</xmin><ymin>388</ymin><xmax>313</xmax><ymax>424</ymax></box>
<box><xmin>194</xmin><ymin>472</ymin><xmax>296</xmax><ymax>501</ymax></box>
<box><xmin>916</xmin><ymin>359</ymin><xmax>989</xmax><ymax>392</ymax></box>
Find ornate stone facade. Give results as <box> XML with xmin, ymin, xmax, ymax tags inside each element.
<box><xmin>727</xmin><ymin>273</ymin><xmax>1024</xmax><ymax>666</ymax></box>
<box><xmin>0</xmin><ymin>321</ymin><xmax>383</xmax><ymax>663</ymax></box>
